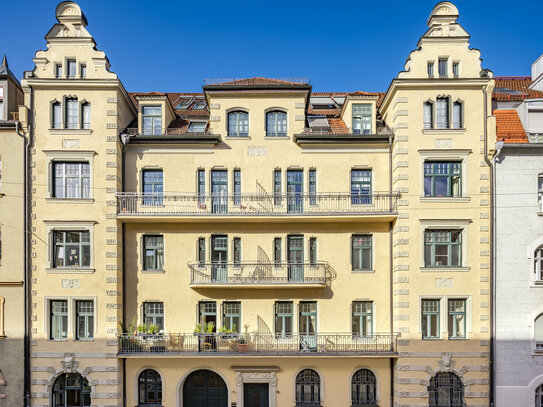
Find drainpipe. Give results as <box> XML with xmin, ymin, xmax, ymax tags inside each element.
<box><xmin>388</xmin><ymin>134</ymin><xmax>395</xmax><ymax>406</ymax></box>
<box><xmin>121</xmin><ymin>133</ymin><xmax>127</xmax><ymax>407</ymax></box>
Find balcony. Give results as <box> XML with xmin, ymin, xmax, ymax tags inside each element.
<box><xmin>189</xmin><ymin>262</ymin><xmax>333</xmax><ymax>288</ymax></box>
<box><xmin>116</xmin><ymin>192</ymin><xmax>399</xmax><ymax>222</ymax></box>
<box><xmin>118</xmin><ymin>332</ymin><xmax>398</xmax><ymax>357</ymax></box>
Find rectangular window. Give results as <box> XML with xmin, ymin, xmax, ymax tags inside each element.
<box><xmin>273</xmin><ymin>169</ymin><xmax>282</xmax><ymax>205</ymax></box>
<box><xmin>143</xmin><ymin>235</ymin><xmax>164</xmax><ymax>271</ymax></box>
<box><xmin>233</xmin><ymin>169</ymin><xmax>241</xmax><ymax>205</ymax></box>
<box><xmin>424</xmin><ymin>161</ymin><xmax>461</xmax><ymax>197</ymax></box>
<box><xmin>422</xmin><ymin>299</ymin><xmax>440</xmax><ymax>339</ymax></box>
<box><xmin>274</xmin><ymin>237</ymin><xmax>282</xmax><ymax>266</ymax></box>
<box><xmin>142</xmin><ymin>106</ymin><xmax>162</xmax><ymax>136</ymax></box>
<box><xmin>55</xmin><ymin>64</ymin><xmax>62</xmax><ymax>78</ymax></box>
<box><xmin>223</xmin><ymin>302</ymin><xmax>240</xmax><ymax>332</ymax></box>
<box><xmin>438</xmin><ymin>58</ymin><xmax>448</xmax><ymax>77</ymax></box>
<box><xmin>274</xmin><ymin>301</ymin><xmax>293</xmax><ymax>337</ymax></box>
<box><xmin>428</xmin><ymin>62</ymin><xmax>434</xmax><ymax>77</ymax></box>
<box><xmin>0</xmin><ymin>157</ymin><xmax>2</xmax><ymax>192</ymax></box>
<box><xmin>424</xmin><ymin>230</ymin><xmax>462</xmax><ymax>267</ymax></box>
<box><xmin>0</xmin><ymin>228</ymin><xmax>2</xmax><ymax>263</ymax></box>
<box><xmin>287</xmin><ymin>235</ymin><xmax>304</xmax><ymax>282</ymax></box>
<box><xmin>53</xmin><ymin>231</ymin><xmax>90</xmax><ymax>268</ymax></box>
<box><xmin>65</xmin><ymin>98</ymin><xmax>78</xmax><ymax>129</ymax></box>
<box><xmin>211</xmin><ymin>235</ymin><xmax>228</xmax><ymax>282</ymax></box>
<box><xmin>142</xmin><ymin>169</ymin><xmax>163</xmax><ymax>205</ymax></box>
<box><xmin>233</xmin><ymin>237</ymin><xmax>241</xmax><ymax>266</ymax></box>
<box><xmin>309</xmin><ymin>237</ymin><xmax>317</xmax><ymax>265</ymax></box>
<box><xmin>76</xmin><ymin>300</ymin><xmax>94</xmax><ymax>340</ymax></box>
<box><xmin>53</xmin><ymin>162</ymin><xmax>90</xmax><ymax>199</ymax></box>
<box><xmin>452</xmin><ymin>62</ymin><xmax>459</xmax><ymax>77</ymax></box>
<box><xmin>436</xmin><ymin>97</ymin><xmax>450</xmax><ymax>129</ymax></box>
<box><xmin>351</xmin><ymin>169</ymin><xmax>372</xmax><ymax>204</ymax></box>
<box><xmin>539</xmin><ymin>175</ymin><xmax>543</xmax><ymax>211</ymax></box>
<box><xmin>423</xmin><ymin>102</ymin><xmax>434</xmax><ymax>129</ymax></box>
<box><xmin>352</xmin><ymin>104</ymin><xmax>372</xmax><ymax>135</ymax></box>
<box><xmin>352</xmin><ymin>235</ymin><xmax>372</xmax><ymax>271</ymax></box>
<box><xmin>198</xmin><ymin>169</ymin><xmax>205</xmax><ymax>205</ymax></box>
<box><xmin>143</xmin><ymin>302</ymin><xmax>164</xmax><ymax>331</ymax></box>
<box><xmin>448</xmin><ymin>299</ymin><xmax>466</xmax><ymax>339</ymax></box>
<box><xmin>452</xmin><ymin>101</ymin><xmax>463</xmax><ymax>129</ymax></box>
<box><xmin>187</xmin><ymin>121</ymin><xmax>206</xmax><ymax>133</ymax></box>
<box><xmin>198</xmin><ymin>301</ymin><xmax>217</xmax><ymax>327</ymax></box>
<box><xmin>0</xmin><ymin>100</ymin><xmax>3</xmax><ymax>121</ymax></box>
<box><xmin>80</xmin><ymin>64</ymin><xmax>87</xmax><ymax>79</ymax></box>
<box><xmin>299</xmin><ymin>302</ymin><xmax>317</xmax><ymax>336</ymax></box>
<box><xmin>52</xmin><ymin>102</ymin><xmax>62</xmax><ymax>129</ymax></box>
<box><xmin>309</xmin><ymin>170</ymin><xmax>316</xmax><ymax>205</ymax></box>
<box><xmin>81</xmin><ymin>103</ymin><xmax>91</xmax><ymax>129</ymax></box>
<box><xmin>198</xmin><ymin>237</ymin><xmax>205</xmax><ymax>267</ymax></box>
<box><xmin>50</xmin><ymin>300</ymin><xmax>68</xmax><ymax>339</ymax></box>
<box><xmin>352</xmin><ymin>301</ymin><xmax>373</xmax><ymax>336</ymax></box>
<box><xmin>67</xmin><ymin>60</ymin><xmax>76</xmax><ymax>78</ymax></box>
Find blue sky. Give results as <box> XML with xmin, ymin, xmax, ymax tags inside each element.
<box><xmin>1</xmin><ymin>0</ymin><xmax>542</xmax><ymax>93</ymax></box>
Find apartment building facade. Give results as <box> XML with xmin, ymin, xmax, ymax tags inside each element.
<box><xmin>13</xmin><ymin>1</ymin><xmax>493</xmax><ymax>407</ymax></box>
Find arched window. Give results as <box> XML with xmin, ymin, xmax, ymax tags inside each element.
<box><xmin>428</xmin><ymin>372</ymin><xmax>464</xmax><ymax>407</ymax></box>
<box><xmin>538</xmin><ymin>175</ymin><xmax>543</xmax><ymax>211</ymax></box>
<box><xmin>228</xmin><ymin>111</ymin><xmax>248</xmax><ymax>137</ymax></box>
<box><xmin>536</xmin><ymin>384</ymin><xmax>543</xmax><ymax>407</ymax></box>
<box><xmin>352</xmin><ymin>369</ymin><xmax>376</xmax><ymax>406</ymax></box>
<box><xmin>295</xmin><ymin>369</ymin><xmax>320</xmax><ymax>406</ymax></box>
<box><xmin>52</xmin><ymin>373</ymin><xmax>91</xmax><ymax>407</ymax></box>
<box><xmin>452</xmin><ymin>101</ymin><xmax>463</xmax><ymax>129</ymax></box>
<box><xmin>266</xmin><ymin>111</ymin><xmax>287</xmax><ymax>137</ymax></box>
<box><xmin>423</xmin><ymin>101</ymin><xmax>434</xmax><ymax>129</ymax></box>
<box><xmin>65</xmin><ymin>98</ymin><xmax>79</xmax><ymax>129</ymax></box>
<box><xmin>535</xmin><ymin>246</ymin><xmax>543</xmax><ymax>281</ymax></box>
<box><xmin>138</xmin><ymin>369</ymin><xmax>162</xmax><ymax>405</ymax></box>
<box><xmin>81</xmin><ymin>102</ymin><xmax>91</xmax><ymax>129</ymax></box>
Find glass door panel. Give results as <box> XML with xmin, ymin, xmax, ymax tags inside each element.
<box><xmin>211</xmin><ymin>170</ymin><xmax>228</xmax><ymax>214</ymax></box>
<box><xmin>287</xmin><ymin>235</ymin><xmax>304</xmax><ymax>282</ymax></box>
<box><xmin>211</xmin><ymin>235</ymin><xmax>228</xmax><ymax>282</ymax></box>
<box><xmin>287</xmin><ymin>170</ymin><xmax>303</xmax><ymax>214</ymax></box>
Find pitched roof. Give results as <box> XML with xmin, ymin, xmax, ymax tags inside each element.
<box><xmin>494</xmin><ymin>109</ymin><xmax>528</xmax><ymax>143</ymax></box>
<box><xmin>0</xmin><ymin>55</ymin><xmax>21</xmax><ymax>86</ymax></box>
<box><xmin>493</xmin><ymin>76</ymin><xmax>543</xmax><ymax>101</ymax></box>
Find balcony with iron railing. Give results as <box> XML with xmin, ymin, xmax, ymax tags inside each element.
<box><xmin>117</xmin><ymin>332</ymin><xmax>398</xmax><ymax>357</ymax></box>
<box><xmin>116</xmin><ymin>192</ymin><xmax>399</xmax><ymax>221</ymax></box>
<box><xmin>189</xmin><ymin>261</ymin><xmax>334</xmax><ymax>288</ymax></box>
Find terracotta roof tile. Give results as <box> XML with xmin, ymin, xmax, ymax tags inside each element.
<box><xmin>493</xmin><ymin>77</ymin><xmax>543</xmax><ymax>101</ymax></box>
<box><xmin>494</xmin><ymin>109</ymin><xmax>528</xmax><ymax>143</ymax></box>
<box><xmin>328</xmin><ymin>118</ymin><xmax>350</xmax><ymax>135</ymax></box>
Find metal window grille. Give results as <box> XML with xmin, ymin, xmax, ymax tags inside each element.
<box><xmin>138</xmin><ymin>369</ymin><xmax>162</xmax><ymax>405</ymax></box>
<box><xmin>296</xmin><ymin>369</ymin><xmax>321</xmax><ymax>406</ymax></box>
<box><xmin>228</xmin><ymin>111</ymin><xmax>248</xmax><ymax>137</ymax></box>
<box><xmin>53</xmin><ymin>162</ymin><xmax>90</xmax><ymax>199</ymax></box>
<box><xmin>76</xmin><ymin>300</ymin><xmax>94</xmax><ymax>340</ymax></box>
<box><xmin>144</xmin><ymin>302</ymin><xmax>164</xmax><ymax>330</ymax></box>
<box><xmin>424</xmin><ymin>230</ymin><xmax>462</xmax><ymax>267</ymax></box>
<box><xmin>424</xmin><ymin>161</ymin><xmax>461</xmax><ymax>197</ymax></box>
<box><xmin>352</xmin><ymin>235</ymin><xmax>372</xmax><ymax>271</ymax></box>
<box><xmin>351</xmin><ymin>369</ymin><xmax>376</xmax><ymax>406</ymax></box>
<box><xmin>428</xmin><ymin>372</ymin><xmax>465</xmax><ymax>407</ymax></box>
<box><xmin>266</xmin><ymin>111</ymin><xmax>287</xmax><ymax>137</ymax></box>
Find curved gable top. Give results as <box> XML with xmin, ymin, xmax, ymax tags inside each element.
<box><xmin>55</xmin><ymin>2</ymin><xmax>88</xmax><ymax>26</ymax></box>
<box><xmin>427</xmin><ymin>2</ymin><xmax>459</xmax><ymax>26</ymax></box>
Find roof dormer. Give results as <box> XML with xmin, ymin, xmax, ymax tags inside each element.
<box><xmin>134</xmin><ymin>93</ymin><xmax>176</xmax><ymax>136</ymax></box>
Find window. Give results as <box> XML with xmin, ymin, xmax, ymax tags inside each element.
<box><xmin>537</xmin><ymin>384</ymin><xmax>543</xmax><ymax>407</ymax></box>
<box><xmin>143</xmin><ymin>235</ymin><xmax>164</xmax><ymax>271</ymax></box>
<box><xmin>52</xmin><ymin>373</ymin><xmax>91</xmax><ymax>407</ymax></box>
<box><xmin>50</xmin><ymin>300</ymin><xmax>68</xmax><ymax>339</ymax></box>
<box><xmin>53</xmin><ymin>231</ymin><xmax>90</xmax><ymax>268</ymax></box>
<box><xmin>177</xmin><ymin>100</ymin><xmax>192</xmax><ymax>109</ymax></box>
<box><xmin>309</xmin><ymin>170</ymin><xmax>316</xmax><ymax>205</ymax></box>
<box><xmin>188</xmin><ymin>121</ymin><xmax>206</xmax><ymax>133</ymax></box>
<box><xmin>0</xmin><ymin>99</ymin><xmax>3</xmax><ymax>120</ymax></box>
<box><xmin>81</xmin><ymin>102</ymin><xmax>91</xmax><ymax>129</ymax></box>
<box><xmin>428</xmin><ymin>62</ymin><xmax>435</xmax><ymax>77</ymax></box>
<box><xmin>448</xmin><ymin>299</ymin><xmax>466</xmax><ymax>339</ymax></box>
<box><xmin>424</xmin><ymin>230</ymin><xmax>462</xmax><ymax>267</ymax></box>
<box><xmin>67</xmin><ymin>60</ymin><xmax>76</xmax><ymax>78</ymax></box>
<box><xmin>65</xmin><ymin>98</ymin><xmax>78</xmax><ymax>129</ymax></box>
<box><xmin>52</xmin><ymin>102</ymin><xmax>62</xmax><ymax>129</ymax></box>
<box><xmin>351</xmin><ymin>169</ymin><xmax>372</xmax><ymax>204</ymax></box>
<box><xmin>295</xmin><ymin>369</ymin><xmax>321</xmax><ymax>406</ymax></box>
<box><xmin>452</xmin><ymin>101</ymin><xmax>463</xmax><ymax>129</ymax></box>
<box><xmin>351</xmin><ymin>369</ymin><xmax>376</xmax><ymax>406</ymax></box>
<box><xmin>352</xmin><ymin>301</ymin><xmax>373</xmax><ymax>336</ymax></box>
<box><xmin>142</xmin><ymin>106</ymin><xmax>162</xmax><ymax>136</ymax></box>
<box><xmin>80</xmin><ymin>64</ymin><xmax>87</xmax><ymax>79</ymax></box>
<box><xmin>228</xmin><ymin>111</ymin><xmax>248</xmax><ymax>137</ymax></box>
<box><xmin>55</xmin><ymin>64</ymin><xmax>62</xmax><ymax>78</ymax></box>
<box><xmin>198</xmin><ymin>169</ymin><xmax>205</xmax><ymax>205</ymax></box>
<box><xmin>352</xmin><ymin>235</ymin><xmax>372</xmax><ymax>271</ymax></box>
<box><xmin>193</xmin><ymin>101</ymin><xmax>206</xmax><ymax>110</ymax></box>
<box><xmin>539</xmin><ymin>175</ymin><xmax>543</xmax><ymax>211</ymax></box>
<box><xmin>222</xmin><ymin>302</ymin><xmax>240</xmax><ymax>332</ymax></box>
<box><xmin>138</xmin><ymin>369</ymin><xmax>162</xmax><ymax>406</ymax></box>
<box><xmin>233</xmin><ymin>237</ymin><xmax>241</xmax><ymax>266</ymax></box>
<box><xmin>233</xmin><ymin>169</ymin><xmax>241</xmax><ymax>205</ymax></box>
<box><xmin>428</xmin><ymin>372</ymin><xmax>464</xmax><ymax>407</ymax></box>
<box><xmin>288</xmin><ymin>235</ymin><xmax>304</xmax><ymax>282</ymax></box>
<box><xmin>198</xmin><ymin>237</ymin><xmax>206</xmax><ymax>267</ymax></box>
<box><xmin>273</xmin><ymin>169</ymin><xmax>282</xmax><ymax>205</ymax></box>
<box><xmin>75</xmin><ymin>300</ymin><xmax>94</xmax><ymax>340</ymax></box>
<box><xmin>0</xmin><ymin>228</ymin><xmax>2</xmax><ymax>263</ymax></box>
<box><xmin>452</xmin><ymin>62</ymin><xmax>459</xmax><ymax>77</ymax></box>
<box><xmin>274</xmin><ymin>237</ymin><xmax>282</xmax><ymax>266</ymax></box>
<box><xmin>142</xmin><ymin>169</ymin><xmax>163</xmax><ymax>205</ymax></box>
<box><xmin>309</xmin><ymin>237</ymin><xmax>317</xmax><ymax>266</ymax></box>
<box><xmin>424</xmin><ymin>102</ymin><xmax>434</xmax><ymax>129</ymax></box>
<box><xmin>266</xmin><ymin>111</ymin><xmax>287</xmax><ymax>137</ymax></box>
<box><xmin>352</xmin><ymin>104</ymin><xmax>372</xmax><ymax>134</ymax></box>
<box><xmin>436</xmin><ymin>97</ymin><xmax>450</xmax><ymax>129</ymax></box>
<box><xmin>198</xmin><ymin>301</ymin><xmax>217</xmax><ymax>327</ymax></box>
<box><xmin>535</xmin><ymin>315</ymin><xmax>543</xmax><ymax>350</ymax></box>
<box><xmin>535</xmin><ymin>246</ymin><xmax>543</xmax><ymax>280</ymax></box>
<box><xmin>424</xmin><ymin>161</ymin><xmax>461</xmax><ymax>197</ymax></box>
<box><xmin>143</xmin><ymin>302</ymin><xmax>164</xmax><ymax>331</ymax></box>
<box><xmin>274</xmin><ymin>301</ymin><xmax>293</xmax><ymax>337</ymax></box>
<box><xmin>438</xmin><ymin>58</ymin><xmax>448</xmax><ymax>77</ymax></box>
<box><xmin>53</xmin><ymin>162</ymin><xmax>90</xmax><ymax>199</ymax></box>
<box><xmin>422</xmin><ymin>299</ymin><xmax>440</xmax><ymax>339</ymax></box>
<box><xmin>299</xmin><ymin>301</ymin><xmax>317</xmax><ymax>338</ymax></box>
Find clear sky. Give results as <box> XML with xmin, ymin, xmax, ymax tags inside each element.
<box><xmin>1</xmin><ymin>0</ymin><xmax>542</xmax><ymax>93</ymax></box>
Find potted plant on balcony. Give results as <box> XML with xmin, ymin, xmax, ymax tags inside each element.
<box><xmin>237</xmin><ymin>324</ymin><xmax>250</xmax><ymax>353</ymax></box>
<box><xmin>218</xmin><ymin>325</ymin><xmax>238</xmax><ymax>340</ymax></box>
<box><xmin>118</xmin><ymin>316</ymin><xmax>141</xmax><ymax>352</ymax></box>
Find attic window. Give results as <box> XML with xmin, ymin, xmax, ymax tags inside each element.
<box><xmin>176</xmin><ymin>100</ymin><xmax>193</xmax><ymax>109</ymax></box>
<box><xmin>494</xmin><ymin>88</ymin><xmax>526</xmax><ymax>95</ymax></box>
<box><xmin>193</xmin><ymin>102</ymin><xmax>206</xmax><ymax>110</ymax></box>
<box><xmin>188</xmin><ymin>122</ymin><xmax>207</xmax><ymax>133</ymax></box>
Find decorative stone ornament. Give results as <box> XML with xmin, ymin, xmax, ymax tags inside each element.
<box><xmin>55</xmin><ymin>1</ymin><xmax>88</xmax><ymax>26</ymax></box>
<box><xmin>439</xmin><ymin>352</ymin><xmax>455</xmax><ymax>371</ymax></box>
<box><xmin>61</xmin><ymin>354</ymin><xmax>79</xmax><ymax>373</ymax></box>
<box><xmin>427</xmin><ymin>1</ymin><xmax>459</xmax><ymax>26</ymax></box>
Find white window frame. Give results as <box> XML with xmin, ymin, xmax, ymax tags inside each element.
<box><xmin>44</xmin><ymin>150</ymin><xmax>95</xmax><ymax>201</ymax></box>
<box><xmin>419</xmin><ymin>219</ymin><xmax>470</xmax><ymax>271</ymax></box>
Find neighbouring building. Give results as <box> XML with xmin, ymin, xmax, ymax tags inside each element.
<box><xmin>0</xmin><ymin>54</ymin><xmax>26</xmax><ymax>406</ymax></box>
<box><xmin>494</xmin><ymin>56</ymin><xmax>543</xmax><ymax>406</ymax></box>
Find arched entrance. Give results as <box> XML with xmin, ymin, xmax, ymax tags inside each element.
<box><xmin>183</xmin><ymin>369</ymin><xmax>228</xmax><ymax>407</ymax></box>
<box><xmin>52</xmin><ymin>373</ymin><xmax>91</xmax><ymax>407</ymax></box>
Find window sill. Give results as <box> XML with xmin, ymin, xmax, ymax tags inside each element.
<box><xmin>530</xmin><ymin>281</ymin><xmax>543</xmax><ymax>287</ymax></box>
<box><xmin>420</xmin><ymin>197</ymin><xmax>471</xmax><ymax>203</ymax></box>
<box><xmin>46</xmin><ymin>267</ymin><xmax>95</xmax><ymax>274</ymax></box>
<box><xmin>538</xmin><ymin>212</ymin><xmax>543</xmax><ymax>216</ymax></box>
<box><xmin>46</xmin><ymin>198</ymin><xmax>94</xmax><ymax>204</ymax></box>
<box><xmin>226</xmin><ymin>135</ymin><xmax>251</xmax><ymax>140</ymax></box>
<box><xmin>420</xmin><ymin>267</ymin><xmax>470</xmax><ymax>272</ymax></box>
<box><xmin>264</xmin><ymin>136</ymin><xmax>290</xmax><ymax>140</ymax></box>
<box><xmin>422</xmin><ymin>338</ymin><xmax>442</xmax><ymax>341</ymax></box>
<box><xmin>49</xmin><ymin>128</ymin><xmax>92</xmax><ymax>135</ymax></box>
<box><xmin>422</xmin><ymin>129</ymin><xmax>466</xmax><ymax>135</ymax></box>
<box><xmin>352</xmin><ymin>269</ymin><xmax>375</xmax><ymax>274</ymax></box>
<box><xmin>141</xmin><ymin>269</ymin><xmax>166</xmax><ymax>274</ymax></box>
<box><xmin>49</xmin><ymin>338</ymin><xmax>69</xmax><ymax>342</ymax></box>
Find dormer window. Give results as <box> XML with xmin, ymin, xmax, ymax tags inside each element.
<box><xmin>438</xmin><ymin>58</ymin><xmax>448</xmax><ymax>77</ymax></box>
<box><xmin>228</xmin><ymin>111</ymin><xmax>249</xmax><ymax>137</ymax></box>
<box><xmin>188</xmin><ymin>122</ymin><xmax>206</xmax><ymax>133</ymax></box>
<box><xmin>67</xmin><ymin>60</ymin><xmax>77</xmax><ymax>78</ymax></box>
<box><xmin>352</xmin><ymin>104</ymin><xmax>372</xmax><ymax>135</ymax></box>
<box><xmin>142</xmin><ymin>106</ymin><xmax>162</xmax><ymax>136</ymax></box>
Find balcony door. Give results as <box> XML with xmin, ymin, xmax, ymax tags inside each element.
<box><xmin>299</xmin><ymin>302</ymin><xmax>317</xmax><ymax>351</ymax></box>
<box><xmin>211</xmin><ymin>235</ymin><xmax>228</xmax><ymax>282</ymax></box>
<box><xmin>211</xmin><ymin>170</ymin><xmax>228</xmax><ymax>214</ymax></box>
<box><xmin>287</xmin><ymin>235</ymin><xmax>304</xmax><ymax>282</ymax></box>
<box><xmin>287</xmin><ymin>170</ymin><xmax>303</xmax><ymax>214</ymax></box>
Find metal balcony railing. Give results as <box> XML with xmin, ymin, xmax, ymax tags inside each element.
<box><xmin>116</xmin><ymin>192</ymin><xmax>399</xmax><ymax>217</ymax></box>
<box><xmin>123</xmin><ymin>127</ymin><xmax>214</xmax><ymax>136</ymax></box>
<box><xmin>189</xmin><ymin>262</ymin><xmax>332</xmax><ymax>286</ymax></box>
<box><xmin>118</xmin><ymin>332</ymin><xmax>398</xmax><ymax>355</ymax></box>
<box><xmin>203</xmin><ymin>78</ymin><xmax>310</xmax><ymax>86</ymax></box>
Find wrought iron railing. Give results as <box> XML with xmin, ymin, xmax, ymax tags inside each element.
<box><xmin>122</xmin><ymin>127</ymin><xmax>214</xmax><ymax>136</ymax></box>
<box><xmin>116</xmin><ymin>192</ymin><xmax>399</xmax><ymax>216</ymax></box>
<box><xmin>118</xmin><ymin>332</ymin><xmax>398</xmax><ymax>355</ymax></box>
<box><xmin>189</xmin><ymin>262</ymin><xmax>331</xmax><ymax>286</ymax></box>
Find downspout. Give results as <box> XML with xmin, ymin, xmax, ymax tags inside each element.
<box><xmin>482</xmin><ymin>85</ymin><xmax>494</xmax><ymax>407</ymax></box>
<box><xmin>388</xmin><ymin>134</ymin><xmax>395</xmax><ymax>406</ymax></box>
<box><xmin>121</xmin><ymin>134</ymin><xmax>127</xmax><ymax>407</ymax></box>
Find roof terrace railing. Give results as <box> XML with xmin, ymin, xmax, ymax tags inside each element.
<box><xmin>203</xmin><ymin>78</ymin><xmax>310</xmax><ymax>86</ymax></box>
<box><xmin>122</xmin><ymin>127</ymin><xmax>213</xmax><ymax>136</ymax></box>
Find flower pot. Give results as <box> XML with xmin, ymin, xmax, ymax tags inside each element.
<box><xmin>237</xmin><ymin>343</ymin><xmax>248</xmax><ymax>353</ymax></box>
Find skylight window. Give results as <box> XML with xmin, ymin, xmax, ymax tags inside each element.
<box><xmin>193</xmin><ymin>102</ymin><xmax>206</xmax><ymax>110</ymax></box>
<box><xmin>188</xmin><ymin>122</ymin><xmax>207</xmax><ymax>133</ymax></box>
<box><xmin>176</xmin><ymin>100</ymin><xmax>192</xmax><ymax>109</ymax></box>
